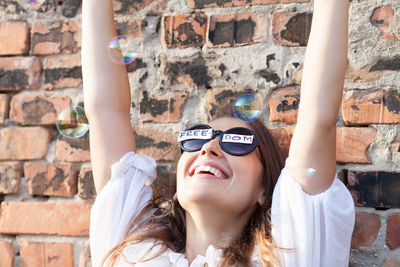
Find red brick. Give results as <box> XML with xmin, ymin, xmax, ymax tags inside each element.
<box><xmin>268</xmin><ymin>87</ymin><xmax>299</xmax><ymax>124</ymax></box>
<box><xmin>20</xmin><ymin>241</ymin><xmax>74</xmax><ymax>267</ymax></box>
<box><xmin>0</xmin><ymin>94</ymin><xmax>9</xmax><ymax>124</ymax></box>
<box><xmin>0</xmin><ymin>57</ymin><xmax>41</xmax><ymax>91</ymax></box>
<box><xmin>187</xmin><ymin>0</ymin><xmax>308</xmax><ymax>8</ymax></box>
<box><xmin>370</xmin><ymin>6</ymin><xmax>398</xmax><ymax>41</ymax></box>
<box><xmin>133</xmin><ymin>126</ymin><xmax>180</xmax><ymax>161</ymax></box>
<box><xmin>209</xmin><ymin>13</ymin><xmax>268</xmax><ymax>47</ymax></box>
<box><xmin>24</xmin><ymin>162</ymin><xmax>78</xmax><ymax>197</ymax></box>
<box><xmin>161</xmin><ymin>13</ymin><xmax>207</xmax><ymax>49</ymax></box>
<box><xmin>79</xmin><ymin>244</ymin><xmax>91</xmax><ymax>267</ymax></box>
<box><xmin>348</xmin><ymin>171</ymin><xmax>400</xmax><ymax>208</ymax></box>
<box><xmin>139</xmin><ymin>90</ymin><xmax>188</xmax><ymax>122</ymax></box>
<box><xmin>336</xmin><ymin>127</ymin><xmax>377</xmax><ymax>164</ymax></box>
<box><xmin>0</xmin><ymin>162</ymin><xmax>21</xmax><ymax>194</ymax></box>
<box><xmin>272</xmin><ymin>11</ymin><xmax>312</xmax><ymax>47</ymax></box>
<box><xmin>205</xmin><ymin>88</ymin><xmax>259</xmax><ymax>120</ymax></box>
<box><xmin>0</xmin><ymin>202</ymin><xmax>90</xmax><ymax>236</ymax></box>
<box><xmin>10</xmin><ymin>92</ymin><xmax>71</xmax><ymax>125</ymax></box>
<box><xmin>267</xmin><ymin>127</ymin><xmax>377</xmax><ymax>163</ymax></box>
<box><xmin>342</xmin><ymin>90</ymin><xmax>400</xmax><ymax>125</ymax></box>
<box><xmin>56</xmin><ymin>134</ymin><xmax>90</xmax><ymax>162</ymax></box>
<box><xmin>30</xmin><ymin>22</ymin><xmax>81</xmax><ymax>55</ymax></box>
<box><xmin>0</xmin><ymin>127</ymin><xmax>51</xmax><ymax>160</ymax></box>
<box><xmin>351</xmin><ymin>212</ymin><xmax>380</xmax><ymax>248</ymax></box>
<box><xmin>386</xmin><ymin>214</ymin><xmax>400</xmax><ymax>250</ymax></box>
<box><xmin>0</xmin><ymin>23</ymin><xmax>29</xmax><ymax>55</ymax></box>
<box><xmin>0</xmin><ymin>241</ymin><xmax>15</xmax><ymax>267</ymax></box>
<box><xmin>269</xmin><ymin>127</ymin><xmax>294</xmax><ymax>158</ymax></box>
<box><xmin>78</xmin><ymin>165</ymin><xmax>96</xmax><ymax>199</ymax></box>
<box><xmin>383</xmin><ymin>258</ymin><xmax>400</xmax><ymax>267</ymax></box>
<box><xmin>43</xmin><ymin>55</ymin><xmax>82</xmax><ymax>90</ymax></box>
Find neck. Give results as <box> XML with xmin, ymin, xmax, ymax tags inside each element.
<box><xmin>184</xmin><ymin>205</ymin><xmax>253</xmax><ymax>263</ymax></box>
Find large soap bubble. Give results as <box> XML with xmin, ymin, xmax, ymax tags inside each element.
<box><xmin>108</xmin><ymin>36</ymin><xmax>138</xmax><ymax>65</ymax></box>
<box><xmin>56</xmin><ymin>106</ymin><xmax>89</xmax><ymax>139</ymax></box>
<box><xmin>233</xmin><ymin>93</ymin><xmax>262</xmax><ymax>123</ymax></box>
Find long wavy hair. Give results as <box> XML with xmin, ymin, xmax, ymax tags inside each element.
<box><xmin>101</xmin><ymin>116</ymin><xmax>285</xmax><ymax>266</ymax></box>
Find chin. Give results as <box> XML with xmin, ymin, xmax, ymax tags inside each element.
<box><xmin>178</xmin><ymin>187</ymin><xmax>220</xmax><ymax>207</ymax></box>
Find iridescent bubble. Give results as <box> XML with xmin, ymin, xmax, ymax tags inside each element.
<box><xmin>56</xmin><ymin>106</ymin><xmax>89</xmax><ymax>139</ymax></box>
<box><xmin>233</xmin><ymin>93</ymin><xmax>262</xmax><ymax>123</ymax></box>
<box><xmin>287</xmin><ymin>156</ymin><xmax>316</xmax><ymax>181</ymax></box>
<box><xmin>108</xmin><ymin>36</ymin><xmax>137</xmax><ymax>65</ymax></box>
<box><xmin>29</xmin><ymin>0</ymin><xmax>45</xmax><ymax>7</ymax></box>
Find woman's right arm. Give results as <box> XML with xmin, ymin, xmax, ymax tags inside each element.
<box><xmin>82</xmin><ymin>0</ymin><xmax>136</xmax><ymax>194</ymax></box>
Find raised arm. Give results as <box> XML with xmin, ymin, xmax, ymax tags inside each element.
<box><xmin>288</xmin><ymin>0</ymin><xmax>349</xmax><ymax>194</ymax></box>
<box><xmin>82</xmin><ymin>0</ymin><xmax>136</xmax><ymax>193</ymax></box>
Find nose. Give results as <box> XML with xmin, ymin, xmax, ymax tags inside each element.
<box><xmin>200</xmin><ymin>137</ymin><xmax>223</xmax><ymax>158</ymax></box>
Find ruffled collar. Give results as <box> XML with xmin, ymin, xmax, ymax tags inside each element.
<box><xmin>168</xmin><ymin>244</ymin><xmax>260</xmax><ymax>267</ymax></box>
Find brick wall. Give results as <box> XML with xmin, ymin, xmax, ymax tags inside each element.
<box><xmin>0</xmin><ymin>0</ymin><xmax>399</xmax><ymax>266</ymax></box>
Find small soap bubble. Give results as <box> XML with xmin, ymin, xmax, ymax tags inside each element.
<box><xmin>233</xmin><ymin>93</ymin><xmax>262</xmax><ymax>123</ymax></box>
<box><xmin>56</xmin><ymin>106</ymin><xmax>89</xmax><ymax>139</ymax></box>
<box><xmin>287</xmin><ymin>156</ymin><xmax>316</xmax><ymax>181</ymax></box>
<box><xmin>108</xmin><ymin>36</ymin><xmax>137</xmax><ymax>65</ymax></box>
<box><xmin>29</xmin><ymin>0</ymin><xmax>45</xmax><ymax>7</ymax></box>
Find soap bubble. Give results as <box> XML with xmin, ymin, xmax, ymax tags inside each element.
<box><xmin>108</xmin><ymin>36</ymin><xmax>137</xmax><ymax>65</ymax></box>
<box><xmin>29</xmin><ymin>0</ymin><xmax>45</xmax><ymax>7</ymax></box>
<box><xmin>287</xmin><ymin>156</ymin><xmax>316</xmax><ymax>181</ymax></box>
<box><xmin>233</xmin><ymin>93</ymin><xmax>262</xmax><ymax>123</ymax></box>
<box><xmin>56</xmin><ymin>106</ymin><xmax>89</xmax><ymax>139</ymax></box>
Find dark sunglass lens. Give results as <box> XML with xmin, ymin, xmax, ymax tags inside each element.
<box><xmin>180</xmin><ymin>125</ymin><xmax>211</xmax><ymax>151</ymax></box>
<box><xmin>222</xmin><ymin>128</ymin><xmax>255</xmax><ymax>155</ymax></box>
<box><xmin>182</xmin><ymin>139</ymin><xmax>209</xmax><ymax>151</ymax></box>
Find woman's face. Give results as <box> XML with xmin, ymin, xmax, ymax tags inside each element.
<box><xmin>176</xmin><ymin>117</ymin><xmax>265</xmax><ymax>217</ymax></box>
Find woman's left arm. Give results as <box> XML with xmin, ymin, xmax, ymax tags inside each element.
<box><xmin>288</xmin><ymin>0</ymin><xmax>349</xmax><ymax>195</ymax></box>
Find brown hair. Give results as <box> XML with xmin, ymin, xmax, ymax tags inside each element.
<box><xmin>101</xmin><ymin>117</ymin><xmax>285</xmax><ymax>266</ymax></box>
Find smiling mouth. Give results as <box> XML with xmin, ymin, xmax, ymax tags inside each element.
<box><xmin>189</xmin><ymin>165</ymin><xmax>229</xmax><ymax>180</ymax></box>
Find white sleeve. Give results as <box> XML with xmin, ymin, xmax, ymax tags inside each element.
<box><xmin>89</xmin><ymin>152</ymin><xmax>157</xmax><ymax>267</ymax></box>
<box><xmin>271</xmin><ymin>159</ymin><xmax>355</xmax><ymax>267</ymax></box>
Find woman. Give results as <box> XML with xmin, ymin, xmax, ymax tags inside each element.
<box><xmin>82</xmin><ymin>0</ymin><xmax>355</xmax><ymax>266</ymax></box>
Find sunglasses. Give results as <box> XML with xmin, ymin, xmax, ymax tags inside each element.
<box><xmin>177</xmin><ymin>124</ymin><xmax>259</xmax><ymax>156</ymax></box>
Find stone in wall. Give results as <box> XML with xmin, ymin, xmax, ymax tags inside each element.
<box><xmin>205</xmin><ymin>88</ymin><xmax>257</xmax><ymax>120</ymax></box>
<box><xmin>164</xmin><ymin>54</ymin><xmax>212</xmax><ymax>89</ymax></box>
<box><xmin>133</xmin><ymin>126</ymin><xmax>179</xmax><ymax>161</ymax></box>
<box><xmin>113</xmin><ymin>0</ymin><xmax>168</xmax><ymax>15</ymax></box>
<box><xmin>139</xmin><ymin>90</ymin><xmax>188</xmax><ymax>122</ymax></box>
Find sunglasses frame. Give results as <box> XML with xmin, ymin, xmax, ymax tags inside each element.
<box><xmin>179</xmin><ymin>124</ymin><xmax>259</xmax><ymax>156</ymax></box>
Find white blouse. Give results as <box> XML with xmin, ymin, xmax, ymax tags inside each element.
<box><xmin>90</xmin><ymin>152</ymin><xmax>355</xmax><ymax>267</ymax></box>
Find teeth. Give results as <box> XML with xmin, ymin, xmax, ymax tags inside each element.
<box><xmin>194</xmin><ymin>165</ymin><xmax>225</xmax><ymax>179</ymax></box>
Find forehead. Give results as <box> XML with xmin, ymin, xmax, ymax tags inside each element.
<box><xmin>208</xmin><ymin>117</ymin><xmax>250</xmax><ymax>131</ymax></box>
